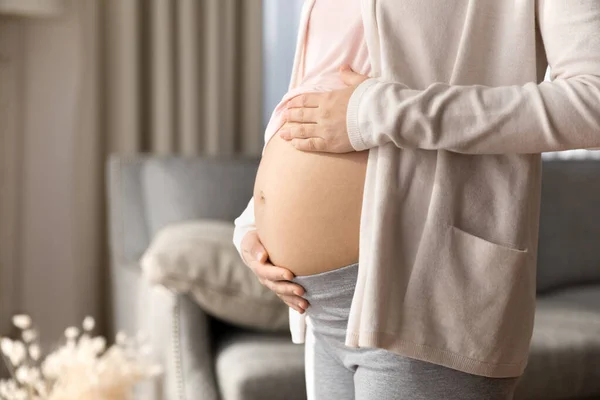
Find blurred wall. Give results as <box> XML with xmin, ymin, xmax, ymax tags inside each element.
<box><xmin>0</xmin><ymin>0</ymin><xmax>100</xmax><ymax>344</ymax></box>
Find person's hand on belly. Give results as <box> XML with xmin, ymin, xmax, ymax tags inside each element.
<box><xmin>279</xmin><ymin>65</ymin><xmax>370</xmax><ymax>153</ymax></box>
<box><xmin>240</xmin><ymin>230</ymin><xmax>310</xmax><ymax>313</ymax></box>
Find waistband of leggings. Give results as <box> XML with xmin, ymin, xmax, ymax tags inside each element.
<box><xmin>291</xmin><ymin>262</ymin><xmax>359</xmax><ymax>296</ymax></box>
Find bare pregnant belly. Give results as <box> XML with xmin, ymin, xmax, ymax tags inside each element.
<box><xmin>254</xmin><ymin>128</ymin><xmax>369</xmax><ymax>276</ymax></box>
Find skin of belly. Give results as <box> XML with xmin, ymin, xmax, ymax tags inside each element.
<box><xmin>254</xmin><ymin>124</ymin><xmax>369</xmax><ymax>276</ymax></box>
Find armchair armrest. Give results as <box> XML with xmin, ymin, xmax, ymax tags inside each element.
<box><xmin>176</xmin><ymin>294</ymin><xmax>220</xmax><ymax>400</ymax></box>
<box><xmin>109</xmin><ymin>261</ymin><xmax>220</xmax><ymax>400</ymax></box>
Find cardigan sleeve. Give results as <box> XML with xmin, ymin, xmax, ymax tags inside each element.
<box><xmin>346</xmin><ymin>0</ymin><xmax>600</xmax><ymax>154</ymax></box>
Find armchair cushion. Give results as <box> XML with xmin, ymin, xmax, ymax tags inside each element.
<box><xmin>215</xmin><ymin>330</ymin><xmax>306</xmax><ymax>400</ymax></box>
<box><xmin>515</xmin><ymin>285</ymin><xmax>600</xmax><ymax>400</ymax></box>
<box><xmin>140</xmin><ymin>219</ymin><xmax>289</xmax><ymax>332</ymax></box>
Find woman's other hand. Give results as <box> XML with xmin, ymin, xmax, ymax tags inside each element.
<box><xmin>241</xmin><ymin>230</ymin><xmax>309</xmax><ymax>314</ymax></box>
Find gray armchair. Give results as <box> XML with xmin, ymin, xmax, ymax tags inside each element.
<box><xmin>106</xmin><ymin>155</ymin><xmax>305</xmax><ymax>400</ymax></box>
<box><xmin>107</xmin><ymin>154</ymin><xmax>600</xmax><ymax>400</ymax></box>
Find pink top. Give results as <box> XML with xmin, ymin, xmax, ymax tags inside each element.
<box><xmin>261</xmin><ymin>0</ymin><xmax>372</xmax><ymax>153</ymax></box>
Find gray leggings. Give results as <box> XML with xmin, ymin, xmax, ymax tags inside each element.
<box><xmin>292</xmin><ymin>262</ymin><xmax>521</xmax><ymax>400</ymax></box>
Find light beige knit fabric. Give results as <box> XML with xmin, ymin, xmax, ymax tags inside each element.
<box><xmin>277</xmin><ymin>0</ymin><xmax>600</xmax><ymax>379</ymax></box>
<box><xmin>338</xmin><ymin>0</ymin><xmax>600</xmax><ymax>378</ymax></box>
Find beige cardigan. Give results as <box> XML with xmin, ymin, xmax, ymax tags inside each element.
<box><xmin>288</xmin><ymin>0</ymin><xmax>600</xmax><ymax>379</ymax></box>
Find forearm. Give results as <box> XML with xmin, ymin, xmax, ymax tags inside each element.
<box><xmin>347</xmin><ymin>76</ymin><xmax>600</xmax><ymax>154</ymax></box>
<box><xmin>347</xmin><ymin>0</ymin><xmax>600</xmax><ymax>155</ymax></box>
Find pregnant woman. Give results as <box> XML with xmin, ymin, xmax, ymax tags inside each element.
<box><xmin>234</xmin><ymin>0</ymin><xmax>600</xmax><ymax>399</ymax></box>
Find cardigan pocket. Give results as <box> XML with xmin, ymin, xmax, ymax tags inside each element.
<box><xmin>449</xmin><ymin>225</ymin><xmax>528</xmax><ymax>253</ymax></box>
<box><xmin>434</xmin><ymin>223</ymin><xmax>535</xmax><ymax>368</ymax></box>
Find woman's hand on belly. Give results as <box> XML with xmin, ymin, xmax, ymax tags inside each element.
<box><xmin>279</xmin><ymin>65</ymin><xmax>370</xmax><ymax>153</ymax></box>
<box><xmin>241</xmin><ymin>230</ymin><xmax>309</xmax><ymax>314</ymax></box>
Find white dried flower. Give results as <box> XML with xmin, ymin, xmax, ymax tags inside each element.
<box><xmin>15</xmin><ymin>365</ymin><xmax>39</xmax><ymax>385</ymax></box>
<box><xmin>21</xmin><ymin>329</ymin><xmax>37</xmax><ymax>343</ymax></box>
<box><xmin>91</xmin><ymin>337</ymin><xmax>106</xmax><ymax>354</ymax></box>
<box><xmin>29</xmin><ymin>343</ymin><xmax>41</xmax><ymax>361</ymax></box>
<box><xmin>1</xmin><ymin>337</ymin><xmax>13</xmax><ymax>356</ymax></box>
<box><xmin>115</xmin><ymin>331</ymin><xmax>127</xmax><ymax>346</ymax></box>
<box><xmin>82</xmin><ymin>316</ymin><xmax>95</xmax><ymax>332</ymax></box>
<box><xmin>15</xmin><ymin>366</ymin><xmax>27</xmax><ymax>383</ymax></box>
<box><xmin>14</xmin><ymin>388</ymin><xmax>27</xmax><ymax>400</ymax></box>
<box><xmin>2</xmin><ymin>317</ymin><xmax>161</xmax><ymax>400</ymax></box>
<box><xmin>0</xmin><ymin>381</ymin><xmax>17</xmax><ymax>400</ymax></box>
<box><xmin>0</xmin><ymin>381</ymin><xmax>10</xmax><ymax>398</ymax></box>
<box><xmin>64</xmin><ymin>327</ymin><xmax>80</xmax><ymax>340</ymax></box>
<box><xmin>7</xmin><ymin>340</ymin><xmax>26</xmax><ymax>366</ymax></box>
<box><xmin>12</xmin><ymin>315</ymin><xmax>32</xmax><ymax>330</ymax></box>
